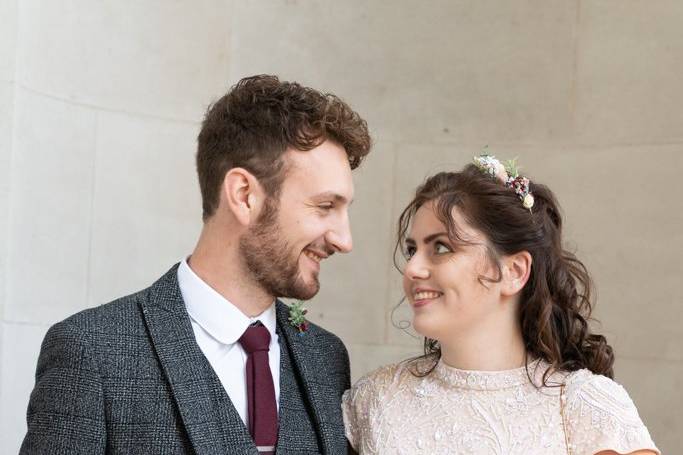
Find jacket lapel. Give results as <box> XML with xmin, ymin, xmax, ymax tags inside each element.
<box><xmin>141</xmin><ymin>264</ymin><xmax>257</xmax><ymax>455</ymax></box>
<box><xmin>275</xmin><ymin>301</ymin><xmax>335</xmax><ymax>454</ymax></box>
<box><xmin>275</xmin><ymin>322</ymin><xmax>321</xmax><ymax>453</ymax></box>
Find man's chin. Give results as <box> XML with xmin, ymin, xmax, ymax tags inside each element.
<box><xmin>296</xmin><ymin>282</ymin><xmax>320</xmax><ymax>300</ymax></box>
<box><xmin>290</xmin><ymin>274</ymin><xmax>320</xmax><ymax>300</ymax></box>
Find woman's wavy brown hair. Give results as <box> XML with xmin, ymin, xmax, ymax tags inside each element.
<box><xmin>395</xmin><ymin>164</ymin><xmax>614</xmax><ymax>381</ymax></box>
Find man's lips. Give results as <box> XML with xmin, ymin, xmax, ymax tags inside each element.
<box><xmin>302</xmin><ymin>248</ymin><xmax>334</xmax><ymax>274</ymax></box>
<box><xmin>303</xmin><ymin>249</ymin><xmax>329</xmax><ymax>264</ymax></box>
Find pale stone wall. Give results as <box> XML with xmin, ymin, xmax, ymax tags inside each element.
<box><xmin>1</xmin><ymin>1</ymin><xmax>681</xmax><ymax>453</ymax></box>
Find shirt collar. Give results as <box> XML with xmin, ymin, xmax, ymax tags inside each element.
<box><xmin>177</xmin><ymin>257</ymin><xmax>277</xmax><ymax>345</ymax></box>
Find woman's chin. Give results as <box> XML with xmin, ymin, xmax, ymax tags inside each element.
<box><xmin>412</xmin><ymin>315</ymin><xmax>440</xmax><ymax>340</ymax></box>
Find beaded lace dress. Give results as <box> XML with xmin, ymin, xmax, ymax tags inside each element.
<box><xmin>342</xmin><ymin>359</ymin><xmax>659</xmax><ymax>455</ymax></box>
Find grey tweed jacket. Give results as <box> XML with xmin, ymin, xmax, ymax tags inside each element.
<box><xmin>20</xmin><ymin>264</ymin><xmax>351</xmax><ymax>455</ymax></box>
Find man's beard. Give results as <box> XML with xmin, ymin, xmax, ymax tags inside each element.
<box><xmin>239</xmin><ymin>198</ymin><xmax>320</xmax><ymax>300</ymax></box>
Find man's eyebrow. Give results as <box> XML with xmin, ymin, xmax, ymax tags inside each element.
<box><xmin>312</xmin><ymin>192</ymin><xmax>353</xmax><ymax>205</ymax></box>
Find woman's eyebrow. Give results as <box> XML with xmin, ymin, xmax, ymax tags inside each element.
<box><xmin>423</xmin><ymin>232</ymin><xmax>449</xmax><ymax>243</ymax></box>
<box><xmin>405</xmin><ymin>232</ymin><xmax>449</xmax><ymax>245</ymax></box>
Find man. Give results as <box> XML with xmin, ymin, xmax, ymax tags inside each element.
<box><xmin>21</xmin><ymin>75</ymin><xmax>371</xmax><ymax>454</ymax></box>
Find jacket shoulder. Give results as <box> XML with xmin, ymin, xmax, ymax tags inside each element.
<box><xmin>60</xmin><ymin>263</ymin><xmax>181</xmax><ymax>333</ymax></box>
<box><xmin>59</xmin><ymin>287</ymin><xmax>150</xmax><ymax>334</ymax></box>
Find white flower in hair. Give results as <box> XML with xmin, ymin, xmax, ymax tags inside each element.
<box><xmin>522</xmin><ymin>194</ymin><xmax>535</xmax><ymax>209</ymax></box>
<box><xmin>493</xmin><ymin>161</ymin><xmax>508</xmax><ymax>183</ymax></box>
<box><xmin>473</xmin><ymin>150</ymin><xmax>535</xmax><ymax>213</ymax></box>
<box><xmin>473</xmin><ymin>154</ymin><xmax>508</xmax><ymax>183</ymax></box>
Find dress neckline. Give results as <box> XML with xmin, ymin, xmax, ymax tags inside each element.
<box><xmin>433</xmin><ymin>358</ymin><xmax>550</xmax><ymax>391</ymax></box>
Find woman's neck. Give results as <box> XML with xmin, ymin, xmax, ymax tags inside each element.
<box><xmin>438</xmin><ymin>319</ymin><xmax>527</xmax><ymax>371</ymax></box>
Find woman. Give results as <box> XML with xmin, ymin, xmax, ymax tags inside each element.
<box><xmin>342</xmin><ymin>155</ymin><xmax>659</xmax><ymax>454</ymax></box>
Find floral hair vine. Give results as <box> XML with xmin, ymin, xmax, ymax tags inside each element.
<box><xmin>472</xmin><ymin>151</ymin><xmax>534</xmax><ymax>211</ymax></box>
<box><xmin>288</xmin><ymin>300</ymin><xmax>309</xmax><ymax>334</ymax></box>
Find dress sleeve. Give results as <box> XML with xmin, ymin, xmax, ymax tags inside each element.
<box><xmin>564</xmin><ymin>370</ymin><xmax>660</xmax><ymax>455</ymax></box>
<box><xmin>342</xmin><ymin>364</ymin><xmax>398</xmax><ymax>452</ymax></box>
<box><xmin>341</xmin><ymin>386</ymin><xmax>362</xmax><ymax>450</ymax></box>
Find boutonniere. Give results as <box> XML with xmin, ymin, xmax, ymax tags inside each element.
<box><xmin>288</xmin><ymin>300</ymin><xmax>309</xmax><ymax>334</ymax></box>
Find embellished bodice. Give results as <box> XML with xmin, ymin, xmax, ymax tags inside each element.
<box><xmin>342</xmin><ymin>359</ymin><xmax>659</xmax><ymax>455</ymax></box>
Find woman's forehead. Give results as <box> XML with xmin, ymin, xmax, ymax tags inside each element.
<box><xmin>411</xmin><ymin>203</ymin><xmax>485</xmax><ymax>244</ymax></box>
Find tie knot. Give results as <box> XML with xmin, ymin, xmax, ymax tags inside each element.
<box><xmin>239</xmin><ymin>322</ymin><xmax>271</xmax><ymax>354</ymax></box>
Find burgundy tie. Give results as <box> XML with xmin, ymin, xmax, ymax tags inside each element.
<box><xmin>238</xmin><ymin>322</ymin><xmax>278</xmax><ymax>454</ymax></box>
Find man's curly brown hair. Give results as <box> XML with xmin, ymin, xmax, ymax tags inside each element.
<box><xmin>197</xmin><ymin>74</ymin><xmax>372</xmax><ymax>220</ymax></box>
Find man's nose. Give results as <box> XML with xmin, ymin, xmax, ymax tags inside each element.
<box><xmin>327</xmin><ymin>214</ymin><xmax>353</xmax><ymax>253</ymax></box>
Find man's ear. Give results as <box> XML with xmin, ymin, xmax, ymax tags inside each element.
<box><xmin>222</xmin><ymin>168</ymin><xmax>265</xmax><ymax>226</ymax></box>
<box><xmin>501</xmin><ymin>250</ymin><xmax>532</xmax><ymax>297</ymax></box>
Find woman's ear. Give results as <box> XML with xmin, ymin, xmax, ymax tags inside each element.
<box><xmin>501</xmin><ymin>250</ymin><xmax>532</xmax><ymax>297</ymax></box>
<box><xmin>222</xmin><ymin>168</ymin><xmax>264</xmax><ymax>226</ymax></box>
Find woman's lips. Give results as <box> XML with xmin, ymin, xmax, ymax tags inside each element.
<box><xmin>411</xmin><ymin>290</ymin><xmax>443</xmax><ymax>307</ymax></box>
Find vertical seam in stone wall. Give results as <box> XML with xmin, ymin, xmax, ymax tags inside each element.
<box><xmin>570</xmin><ymin>0</ymin><xmax>582</xmax><ymax>142</ymax></box>
<box><xmin>1</xmin><ymin>102</ymin><xmax>14</xmax><ymax>311</ymax></box>
<box><xmin>383</xmin><ymin>142</ymin><xmax>398</xmax><ymax>344</ymax></box>
<box><xmin>1</xmin><ymin>0</ymin><xmax>22</xmax><ymax>392</ymax></box>
<box><xmin>10</xmin><ymin>0</ymin><xmax>21</xmax><ymax>86</ymax></box>
<box><xmin>0</xmin><ymin>76</ymin><xmax>16</xmax><ymax>414</ymax></box>
<box><xmin>3</xmin><ymin>0</ymin><xmax>21</xmax><ymax>318</ymax></box>
<box><xmin>4</xmin><ymin>90</ymin><xmax>19</xmax><ymax>318</ymax></box>
<box><xmin>226</xmin><ymin>0</ymin><xmax>234</xmax><ymax>82</ymax></box>
<box><xmin>227</xmin><ymin>0</ymin><xmax>237</xmax><ymax>82</ymax></box>
<box><xmin>84</xmin><ymin>111</ymin><xmax>100</xmax><ymax>307</ymax></box>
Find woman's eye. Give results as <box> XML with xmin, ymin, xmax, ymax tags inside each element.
<box><xmin>435</xmin><ymin>242</ymin><xmax>451</xmax><ymax>254</ymax></box>
<box><xmin>404</xmin><ymin>246</ymin><xmax>416</xmax><ymax>258</ymax></box>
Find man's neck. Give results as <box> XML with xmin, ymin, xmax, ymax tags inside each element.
<box><xmin>189</xmin><ymin>232</ymin><xmax>274</xmax><ymax>318</ymax></box>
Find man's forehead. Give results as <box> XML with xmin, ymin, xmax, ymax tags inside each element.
<box><xmin>282</xmin><ymin>145</ymin><xmax>354</xmax><ymax>199</ymax></box>
<box><xmin>293</xmin><ymin>179</ymin><xmax>355</xmax><ymax>204</ymax></box>
<box><xmin>284</xmin><ymin>143</ymin><xmax>349</xmax><ymax>167</ymax></box>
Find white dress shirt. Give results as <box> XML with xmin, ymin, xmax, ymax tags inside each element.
<box><xmin>177</xmin><ymin>258</ymin><xmax>280</xmax><ymax>425</ymax></box>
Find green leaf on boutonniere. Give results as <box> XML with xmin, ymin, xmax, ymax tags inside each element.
<box><xmin>288</xmin><ymin>300</ymin><xmax>309</xmax><ymax>333</ymax></box>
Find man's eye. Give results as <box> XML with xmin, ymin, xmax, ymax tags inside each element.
<box><xmin>318</xmin><ymin>203</ymin><xmax>333</xmax><ymax>210</ymax></box>
<box><xmin>435</xmin><ymin>242</ymin><xmax>451</xmax><ymax>254</ymax></box>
